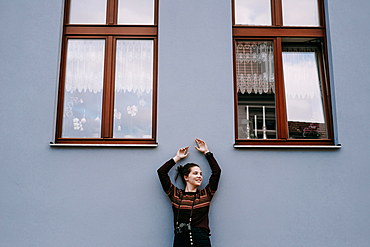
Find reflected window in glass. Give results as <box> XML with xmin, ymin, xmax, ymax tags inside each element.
<box><xmin>117</xmin><ymin>0</ymin><xmax>154</xmax><ymax>25</ymax></box>
<box><xmin>282</xmin><ymin>46</ymin><xmax>327</xmax><ymax>139</ymax></box>
<box><xmin>234</xmin><ymin>0</ymin><xmax>271</xmax><ymax>26</ymax></box>
<box><xmin>282</xmin><ymin>0</ymin><xmax>320</xmax><ymax>26</ymax></box>
<box><xmin>69</xmin><ymin>0</ymin><xmax>107</xmax><ymax>24</ymax></box>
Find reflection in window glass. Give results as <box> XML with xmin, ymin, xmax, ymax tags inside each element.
<box><xmin>282</xmin><ymin>0</ymin><xmax>319</xmax><ymax>26</ymax></box>
<box><xmin>69</xmin><ymin>0</ymin><xmax>107</xmax><ymax>24</ymax></box>
<box><xmin>236</xmin><ymin>41</ymin><xmax>276</xmax><ymax>139</ymax></box>
<box><xmin>235</xmin><ymin>0</ymin><xmax>271</xmax><ymax>26</ymax></box>
<box><xmin>62</xmin><ymin>39</ymin><xmax>105</xmax><ymax>138</ymax></box>
<box><xmin>117</xmin><ymin>0</ymin><xmax>154</xmax><ymax>25</ymax></box>
<box><xmin>282</xmin><ymin>47</ymin><xmax>327</xmax><ymax>139</ymax></box>
<box><xmin>114</xmin><ymin>40</ymin><xmax>153</xmax><ymax>138</ymax></box>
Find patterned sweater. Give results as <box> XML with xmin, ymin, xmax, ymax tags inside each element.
<box><xmin>157</xmin><ymin>152</ymin><xmax>221</xmax><ymax>233</ymax></box>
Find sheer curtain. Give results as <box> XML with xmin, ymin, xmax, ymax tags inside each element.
<box><xmin>282</xmin><ymin>47</ymin><xmax>326</xmax><ymax>125</ymax></box>
<box><xmin>113</xmin><ymin>40</ymin><xmax>154</xmax><ymax>138</ymax></box>
<box><xmin>282</xmin><ymin>47</ymin><xmax>322</xmax><ymax>99</ymax></box>
<box><xmin>63</xmin><ymin>39</ymin><xmax>105</xmax><ymax>138</ymax></box>
<box><xmin>65</xmin><ymin>39</ymin><xmax>105</xmax><ymax>94</ymax></box>
<box><xmin>62</xmin><ymin>39</ymin><xmax>154</xmax><ymax>138</ymax></box>
<box><xmin>115</xmin><ymin>40</ymin><xmax>153</xmax><ymax>93</ymax></box>
<box><xmin>64</xmin><ymin>40</ymin><xmax>153</xmax><ymax>94</ymax></box>
<box><xmin>236</xmin><ymin>41</ymin><xmax>275</xmax><ymax>94</ymax></box>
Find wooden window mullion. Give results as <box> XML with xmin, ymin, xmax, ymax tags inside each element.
<box><xmin>318</xmin><ymin>42</ymin><xmax>333</xmax><ymax>140</ymax></box>
<box><xmin>275</xmin><ymin>37</ymin><xmax>288</xmax><ymax>140</ymax></box>
<box><xmin>64</xmin><ymin>0</ymin><xmax>71</xmax><ymax>25</ymax></box>
<box><xmin>56</xmin><ymin>36</ymin><xmax>69</xmax><ymax>139</ymax></box>
<box><xmin>318</xmin><ymin>0</ymin><xmax>324</xmax><ymax>27</ymax></box>
<box><xmin>273</xmin><ymin>0</ymin><xmax>283</xmax><ymax>27</ymax></box>
<box><xmin>231</xmin><ymin>0</ymin><xmax>235</xmax><ymax>26</ymax></box>
<box><xmin>106</xmin><ymin>0</ymin><xmax>115</xmax><ymax>25</ymax></box>
<box><xmin>153</xmin><ymin>0</ymin><xmax>159</xmax><ymax>26</ymax></box>
<box><xmin>111</xmin><ymin>0</ymin><xmax>119</xmax><ymax>25</ymax></box>
<box><xmin>151</xmin><ymin>38</ymin><xmax>158</xmax><ymax>141</ymax></box>
<box><xmin>232</xmin><ymin>38</ymin><xmax>239</xmax><ymax>142</ymax></box>
<box><xmin>101</xmin><ymin>36</ymin><xmax>114</xmax><ymax>138</ymax></box>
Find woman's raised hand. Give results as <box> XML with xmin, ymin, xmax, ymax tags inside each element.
<box><xmin>172</xmin><ymin>139</ymin><xmax>209</xmax><ymax>162</ymax></box>
<box><xmin>195</xmin><ymin>138</ymin><xmax>209</xmax><ymax>154</ymax></box>
<box><xmin>173</xmin><ymin>146</ymin><xmax>189</xmax><ymax>163</ymax></box>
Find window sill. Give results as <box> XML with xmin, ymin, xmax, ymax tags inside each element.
<box><xmin>234</xmin><ymin>144</ymin><xmax>341</xmax><ymax>149</ymax></box>
<box><xmin>50</xmin><ymin>142</ymin><xmax>158</xmax><ymax>147</ymax></box>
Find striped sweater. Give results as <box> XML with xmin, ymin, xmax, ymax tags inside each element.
<box><xmin>157</xmin><ymin>152</ymin><xmax>221</xmax><ymax>233</ymax></box>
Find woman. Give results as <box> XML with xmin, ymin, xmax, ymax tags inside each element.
<box><xmin>157</xmin><ymin>138</ymin><xmax>221</xmax><ymax>247</ymax></box>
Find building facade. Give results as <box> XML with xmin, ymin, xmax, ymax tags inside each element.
<box><xmin>1</xmin><ymin>0</ymin><xmax>369</xmax><ymax>246</ymax></box>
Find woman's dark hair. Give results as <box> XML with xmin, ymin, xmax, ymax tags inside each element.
<box><xmin>175</xmin><ymin>163</ymin><xmax>199</xmax><ymax>185</ymax></box>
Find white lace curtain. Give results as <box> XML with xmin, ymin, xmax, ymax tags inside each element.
<box><xmin>65</xmin><ymin>39</ymin><xmax>153</xmax><ymax>94</ymax></box>
<box><xmin>115</xmin><ymin>40</ymin><xmax>153</xmax><ymax>93</ymax></box>
<box><xmin>65</xmin><ymin>39</ymin><xmax>105</xmax><ymax>93</ymax></box>
<box><xmin>236</xmin><ymin>41</ymin><xmax>275</xmax><ymax>94</ymax></box>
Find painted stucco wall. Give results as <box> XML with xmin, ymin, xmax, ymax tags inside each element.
<box><xmin>1</xmin><ymin>0</ymin><xmax>369</xmax><ymax>246</ymax></box>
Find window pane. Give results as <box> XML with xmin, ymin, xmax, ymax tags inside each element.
<box><xmin>113</xmin><ymin>40</ymin><xmax>153</xmax><ymax>138</ymax></box>
<box><xmin>236</xmin><ymin>41</ymin><xmax>276</xmax><ymax>139</ymax></box>
<box><xmin>282</xmin><ymin>47</ymin><xmax>327</xmax><ymax>139</ymax></box>
<box><xmin>282</xmin><ymin>0</ymin><xmax>319</xmax><ymax>26</ymax></box>
<box><xmin>62</xmin><ymin>39</ymin><xmax>105</xmax><ymax>138</ymax></box>
<box><xmin>69</xmin><ymin>0</ymin><xmax>107</xmax><ymax>24</ymax></box>
<box><xmin>117</xmin><ymin>0</ymin><xmax>154</xmax><ymax>25</ymax></box>
<box><xmin>235</xmin><ymin>0</ymin><xmax>271</xmax><ymax>26</ymax></box>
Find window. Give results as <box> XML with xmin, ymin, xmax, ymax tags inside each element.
<box><xmin>233</xmin><ymin>0</ymin><xmax>334</xmax><ymax>146</ymax></box>
<box><xmin>55</xmin><ymin>0</ymin><xmax>158</xmax><ymax>145</ymax></box>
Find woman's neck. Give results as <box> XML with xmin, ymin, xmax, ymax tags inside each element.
<box><xmin>185</xmin><ymin>185</ymin><xmax>197</xmax><ymax>192</ymax></box>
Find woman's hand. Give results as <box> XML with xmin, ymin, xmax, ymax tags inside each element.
<box><xmin>194</xmin><ymin>138</ymin><xmax>209</xmax><ymax>154</ymax></box>
<box><xmin>173</xmin><ymin>146</ymin><xmax>189</xmax><ymax>163</ymax></box>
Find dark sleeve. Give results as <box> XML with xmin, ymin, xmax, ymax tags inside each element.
<box><xmin>157</xmin><ymin>158</ymin><xmax>176</xmax><ymax>194</ymax></box>
<box><xmin>205</xmin><ymin>152</ymin><xmax>221</xmax><ymax>193</ymax></box>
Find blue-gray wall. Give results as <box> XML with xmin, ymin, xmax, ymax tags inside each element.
<box><xmin>1</xmin><ymin>0</ymin><xmax>369</xmax><ymax>246</ymax></box>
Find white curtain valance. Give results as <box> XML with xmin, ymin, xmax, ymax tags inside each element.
<box><xmin>236</xmin><ymin>41</ymin><xmax>275</xmax><ymax>94</ymax></box>
<box><xmin>282</xmin><ymin>47</ymin><xmax>321</xmax><ymax>99</ymax></box>
<box><xmin>65</xmin><ymin>39</ymin><xmax>153</xmax><ymax>94</ymax></box>
<box><xmin>65</xmin><ymin>39</ymin><xmax>105</xmax><ymax>94</ymax></box>
<box><xmin>115</xmin><ymin>40</ymin><xmax>153</xmax><ymax>93</ymax></box>
<box><xmin>283</xmin><ymin>47</ymin><xmax>325</xmax><ymax>123</ymax></box>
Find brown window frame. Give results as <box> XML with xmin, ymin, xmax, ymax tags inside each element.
<box><xmin>55</xmin><ymin>0</ymin><xmax>159</xmax><ymax>145</ymax></box>
<box><xmin>232</xmin><ymin>0</ymin><xmax>334</xmax><ymax>146</ymax></box>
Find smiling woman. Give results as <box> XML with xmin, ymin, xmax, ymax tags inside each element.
<box><xmin>157</xmin><ymin>139</ymin><xmax>221</xmax><ymax>247</ymax></box>
<box><xmin>183</xmin><ymin>166</ymin><xmax>203</xmax><ymax>191</ymax></box>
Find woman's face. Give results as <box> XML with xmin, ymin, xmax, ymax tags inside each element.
<box><xmin>184</xmin><ymin>166</ymin><xmax>203</xmax><ymax>188</ymax></box>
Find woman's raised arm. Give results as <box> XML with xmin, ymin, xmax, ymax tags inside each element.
<box><xmin>194</xmin><ymin>138</ymin><xmax>221</xmax><ymax>193</ymax></box>
<box><xmin>157</xmin><ymin>146</ymin><xmax>189</xmax><ymax>193</ymax></box>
